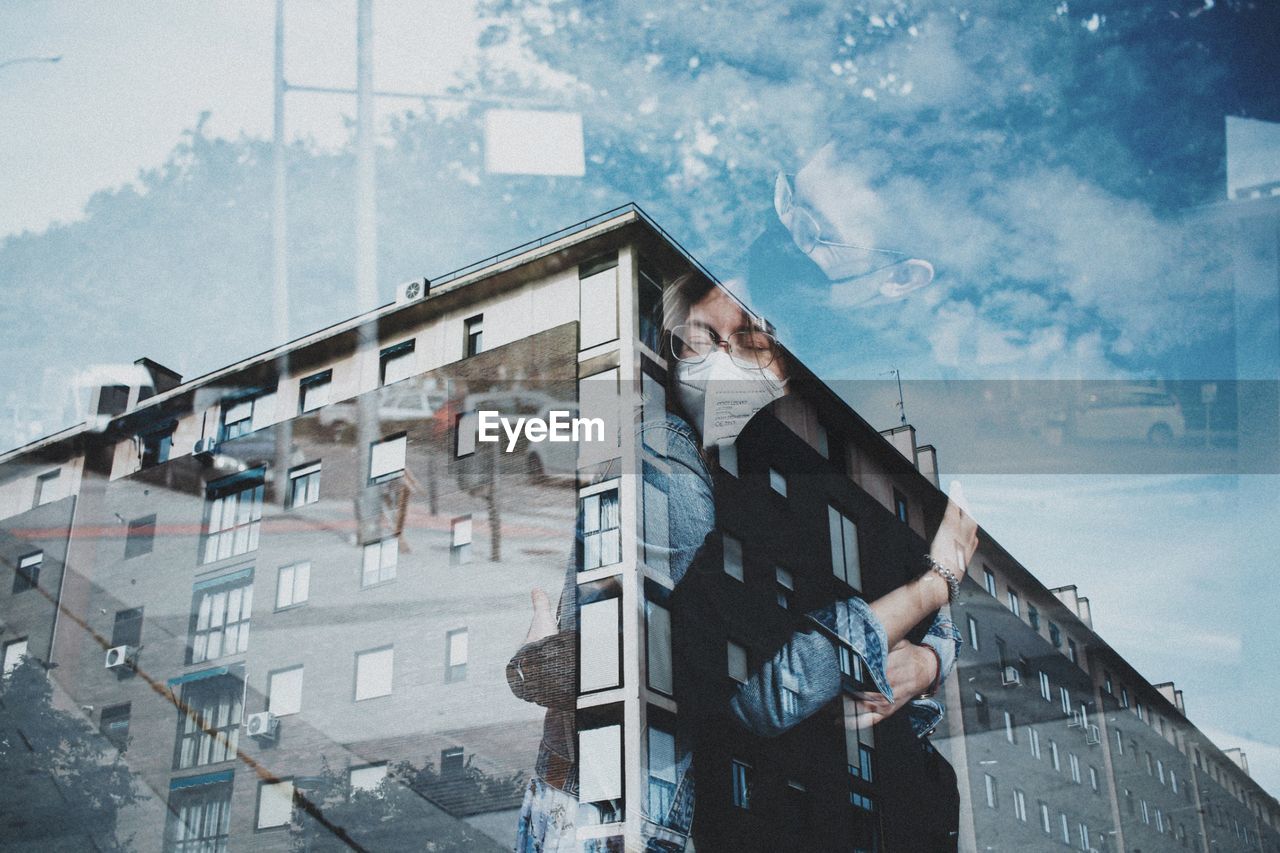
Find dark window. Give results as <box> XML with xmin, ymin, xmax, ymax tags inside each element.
<box><xmin>731</xmin><ymin>759</ymin><xmax>752</xmax><ymax>809</ymax></box>
<box><xmin>112</xmin><ymin>607</ymin><xmax>144</xmax><ymax>648</ymax></box>
<box><xmin>1049</xmin><ymin>622</ymin><xmax>1062</xmax><ymax>648</ymax></box>
<box><xmin>100</xmin><ymin>703</ymin><xmax>131</xmax><ymax>751</ymax></box>
<box><xmin>464</xmin><ymin>314</ymin><xmax>484</xmax><ymax>358</ymax></box>
<box><xmin>638</xmin><ymin>264</ymin><xmax>664</xmax><ymax>352</ymax></box>
<box><xmin>298</xmin><ymin>370</ymin><xmax>332</xmax><ymax>413</ymax></box>
<box><xmin>125</xmin><ymin>514</ymin><xmax>156</xmax><ymax>558</ymax></box>
<box><xmin>975</xmin><ymin>691</ymin><xmax>990</xmax><ymax>729</ymax></box>
<box><xmin>201</xmin><ymin>469</ymin><xmax>265</xmax><ymax>564</ymax></box>
<box><xmin>141</xmin><ymin>427</ymin><xmax>174</xmax><ymax>468</ymax></box>
<box><xmin>165</xmin><ymin>778</ymin><xmax>232</xmax><ymax>852</ymax></box>
<box><xmin>219</xmin><ymin>390</ymin><xmax>273</xmax><ymax>442</ymax></box>
<box><xmin>893</xmin><ymin>489</ymin><xmax>909</xmax><ymax>524</ymax></box>
<box><xmin>174</xmin><ymin>671</ymin><xmax>244</xmax><ymax>769</ymax></box>
<box><xmin>441</xmin><ymin>747</ymin><xmax>465</xmax><ymax>775</ymax></box>
<box><xmin>287</xmin><ymin>462</ymin><xmax>321</xmax><ymax>508</ymax></box>
<box><xmin>98</xmin><ymin>384</ymin><xmax>130</xmax><ymax>415</ymax></box>
<box><xmin>1028</xmin><ymin>605</ymin><xmax>1040</xmax><ymax>630</ymax></box>
<box><xmin>13</xmin><ymin>551</ymin><xmax>42</xmax><ymax>593</ymax></box>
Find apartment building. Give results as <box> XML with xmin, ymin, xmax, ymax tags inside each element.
<box><xmin>1</xmin><ymin>205</ymin><xmax>1277</xmax><ymax>852</ymax></box>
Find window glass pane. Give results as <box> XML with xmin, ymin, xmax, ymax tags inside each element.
<box><xmin>350</xmin><ymin>763</ymin><xmax>388</xmax><ymax>793</ymax></box>
<box><xmin>447</xmin><ymin>630</ymin><xmax>469</xmax><ymax>665</ymax></box>
<box><xmin>769</xmin><ymin>467</ymin><xmax>787</xmax><ymax>496</ymax></box>
<box><xmin>724</xmin><ymin>533</ymin><xmax>744</xmax><ymax>581</ymax></box>
<box><xmin>646</xmin><ymin>600</ymin><xmax>672</xmax><ymax>694</ymax></box>
<box><xmin>579</xmin><ymin>266</ymin><xmax>619</xmax><ymax>349</ymax></box>
<box><xmin>269</xmin><ymin>667</ymin><xmax>303</xmax><ymax>716</ymax></box>
<box><xmin>579</xmin><ymin>725</ymin><xmax>623</xmax><ymax>803</ymax></box>
<box><xmin>452</xmin><ymin>516</ymin><xmax>473</xmax><ymax>546</ymax></box>
<box><xmin>301</xmin><ymin>374</ymin><xmax>331</xmax><ymax>412</ymax></box>
<box><xmin>456</xmin><ymin>412</ymin><xmax>478</xmax><ymax>456</ymax></box>
<box><xmin>355</xmin><ymin>648</ymin><xmax>393</xmax><ymax>700</ymax></box>
<box><xmin>727</xmin><ymin>641</ymin><xmax>748</xmax><ymax>682</ymax></box>
<box><xmin>370</xmin><ymin>435</ymin><xmax>407</xmax><ymax>480</ymax></box>
<box><xmin>842</xmin><ymin>514</ymin><xmax>861</xmax><ymax>589</ymax></box>
<box><xmin>579</xmin><ymin>598</ymin><xmax>620</xmax><ymax>692</ymax></box>
<box><xmin>381</xmin><ymin>347</ymin><xmax>416</xmax><ymax>385</ymax></box>
<box><xmin>256</xmin><ymin>780</ymin><xmax>294</xmax><ymax>829</ymax></box>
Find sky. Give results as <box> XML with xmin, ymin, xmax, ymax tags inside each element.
<box><xmin>2</xmin><ymin>0</ymin><xmax>1279</xmax><ymax>802</ymax></box>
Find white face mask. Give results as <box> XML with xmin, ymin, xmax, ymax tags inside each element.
<box><xmin>675</xmin><ymin>351</ymin><xmax>788</xmax><ymax>447</ymax></box>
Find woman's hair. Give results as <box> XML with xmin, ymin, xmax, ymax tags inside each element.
<box><xmin>659</xmin><ymin>273</ymin><xmax>776</xmax><ymax>362</ymax></box>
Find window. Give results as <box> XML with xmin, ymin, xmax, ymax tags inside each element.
<box><xmin>1028</xmin><ymin>604</ymin><xmax>1040</xmax><ymax>630</ymax></box>
<box><xmin>638</xmin><ymin>264</ymin><xmax>664</xmax><ymax>352</ymax></box>
<box><xmin>723</xmin><ymin>533</ymin><xmax>744</xmax><ymax>581</ymax></box>
<box><xmin>1030</xmin><ymin>727</ymin><xmax>1042</xmax><ymax>759</ymax></box>
<box><xmin>112</xmin><ymin>607</ymin><xmax>144</xmax><ymax>648</ymax></box>
<box><xmin>727</xmin><ymin>640</ymin><xmax>748</xmax><ymax>683</ymax></box>
<box><xmin>350</xmin><ymin>763</ymin><xmax>388</xmax><ymax>793</ymax></box>
<box><xmin>828</xmin><ymin>506</ymin><xmax>861</xmax><ymax>589</ymax></box>
<box><xmin>455</xmin><ymin>411</ymin><xmax>478</xmax><ymax>457</ymax></box>
<box><xmin>579</xmin><ymin>597</ymin><xmax>621</xmax><ymax>692</ymax></box>
<box><xmin>299</xmin><ymin>369</ymin><xmax>332</xmax><ymax>413</ymax></box>
<box><xmin>450</xmin><ymin>515</ymin><xmax>472</xmax><ymax>565</ymax></box>
<box><xmin>983</xmin><ymin>567</ymin><xmax>997</xmax><ymax>596</ymax></box>
<box><xmin>837</xmin><ymin>644</ymin><xmax>861</xmax><ymax>680</ymax></box>
<box><xmin>579</xmin><ymin>257</ymin><xmax>619</xmax><ymax>349</ymax></box>
<box><xmin>1060</xmin><ymin>686</ymin><xmax>1071</xmax><ymax>715</ymax></box>
<box><xmin>732</xmin><ymin>759</ymin><xmax>753</xmax><ymax>809</ymax></box>
<box><xmin>1078</xmin><ymin>822</ymin><xmax>1090</xmax><ymax>850</ymax></box>
<box><xmin>268</xmin><ymin>666</ymin><xmax>303</xmax><ymax>716</ymax></box>
<box><xmin>974</xmin><ymin>691</ymin><xmax>990</xmax><ymax>728</ymax></box>
<box><xmin>647</xmin><ymin>726</ymin><xmax>677</xmax><ymax>820</ymax></box>
<box><xmin>285</xmin><ymin>462</ymin><xmax>321</xmax><ymax>508</ymax></box>
<box><xmin>984</xmin><ymin>773</ymin><xmax>998</xmax><ymax>808</ymax></box>
<box><xmin>2</xmin><ymin>638</ymin><xmax>28</xmax><ymax>674</ymax></box>
<box><xmin>188</xmin><ymin>570</ymin><xmax>252</xmax><ymax>664</ymax></box>
<box><xmin>967</xmin><ymin>615</ymin><xmax>980</xmax><ymax>650</ymax></box>
<box><xmin>369</xmin><ymin>434</ymin><xmax>406</xmax><ymax>484</ymax></box>
<box><xmin>768</xmin><ymin>467</ymin><xmax>787</xmax><ymax>497</ymax></box>
<box><xmin>174</xmin><ymin>670</ymin><xmax>243</xmax><ymax>768</ymax></box>
<box><xmin>100</xmin><ymin>703</ymin><xmax>131</xmax><ymax>751</ymax></box>
<box><xmin>275</xmin><ymin>561</ymin><xmax>310</xmax><ymax>609</ymax></box>
<box><xmin>445</xmin><ymin>629</ymin><xmax>468</xmax><ymax>682</ymax></box>
<box><xmin>1146</xmin><ymin>751</ymin><xmax>1154</xmax><ymax>775</ymax></box>
<box><xmin>440</xmin><ymin>748</ymin><xmax>465</xmax><ymax>775</ymax></box>
<box><xmin>141</xmin><ymin>426</ymin><xmax>174</xmax><ymax>468</ymax></box>
<box><xmin>355</xmin><ymin>646</ymin><xmax>393</xmax><ymax>700</ymax></box>
<box><xmin>1039</xmin><ymin>671</ymin><xmax>1051</xmax><ymax>701</ymax></box>
<box><xmin>125</xmin><ymin>515</ymin><xmax>156</xmax><ymax>559</ymax></box>
<box><xmin>34</xmin><ymin>469</ymin><xmax>60</xmax><ymax>506</ymax></box>
<box><xmin>362</xmin><ymin>537</ymin><xmax>398</xmax><ymax>587</ymax></box>
<box><xmin>1067</xmin><ymin>638</ymin><xmax>1079</xmax><ymax>664</ymax></box>
<box><xmin>1070</xmin><ymin>752</ymin><xmax>1081</xmax><ymax>784</ymax></box>
<box><xmin>1050</xmin><ymin>739</ymin><xmax>1061</xmax><ymax>771</ymax></box>
<box><xmin>167</xmin><ymin>778</ymin><xmax>231</xmax><ymax>852</ymax></box>
<box><xmin>1039</xmin><ymin>801</ymin><xmax>1052</xmax><ymax>834</ymax></box>
<box><xmin>202</xmin><ymin>469</ymin><xmax>264</xmax><ymax>564</ymax></box>
<box><xmin>220</xmin><ymin>390</ymin><xmax>275</xmax><ymax>441</ymax></box>
<box><xmin>1170</xmin><ymin>771</ymin><xmax>1178</xmax><ymax>794</ymax></box>
<box><xmin>581</xmin><ymin>487</ymin><xmax>621</xmax><ymax>570</ymax></box>
<box><xmin>775</xmin><ymin>566</ymin><xmax>794</xmax><ymax>609</ymax></box>
<box><xmin>1104</xmin><ymin>671</ymin><xmax>1113</xmax><ymax>694</ymax></box>
<box><xmin>646</xmin><ymin>598</ymin><xmax>673</xmax><ymax>694</ymax></box>
<box><xmin>464</xmin><ymin>314</ymin><xmax>484</xmax><ymax>357</ymax></box>
<box><xmin>579</xmin><ymin>723</ymin><xmax>623</xmax><ymax>806</ymax></box>
<box><xmin>379</xmin><ymin>340</ymin><xmax>416</xmax><ymax>386</ymax></box>
<box><xmin>1006</xmin><ymin>588</ymin><xmax>1021</xmax><ymax>618</ymax></box>
<box><xmin>1049</xmin><ymin>621</ymin><xmax>1062</xmax><ymax>647</ymax></box>
<box><xmin>893</xmin><ymin>489</ymin><xmax>909</xmax><ymax>524</ymax></box>
<box><xmin>1014</xmin><ymin>788</ymin><xmax>1027</xmax><ymax>822</ymax></box>
<box><xmin>815</xmin><ymin>422</ymin><xmax>830</xmax><ymax>458</ymax></box>
<box><xmin>1089</xmin><ymin>765</ymin><xmax>1099</xmax><ymax>792</ymax></box>
<box><xmin>1121</xmin><ymin>686</ymin><xmax>1130</xmax><ymax>708</ymax></box>
<box><xmin>1004</xmin><ymin>710</ymin><xmax>1017</xmax><ymax>744</ymax></box>
<box><xmin>13</xmin><ymin>551</ymin><xmax>42</xmax><ymax>593</ymax></box>
<box><xmin>719</xmin><ymin>441</ymin><xmax>738</xmax><ymax>476</ymax></box>
<box><xmin>257</xmin><ymin>780</ymin><xmax>295</xmax><ymax>829</ymax></box>
<box><xmin>1060</xmin><ymin>812</ymin><xmax>1071</xmax><ymax>843</ymax></box>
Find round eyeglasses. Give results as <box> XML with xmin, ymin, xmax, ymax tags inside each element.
<box><xmin>669</xmin><ymin>324</ymin><xmax>779</xmax><ymax>370</ymax></box>
<box><xmin>774</xmin><ymin>171</ymin><xmax>909</xmax><ymax>261</ymax></box>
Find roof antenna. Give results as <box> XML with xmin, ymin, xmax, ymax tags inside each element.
<box><xmin>883</xmin><ymin>367</ymin><xmax>907</xmax><ymax>425</ymax></box>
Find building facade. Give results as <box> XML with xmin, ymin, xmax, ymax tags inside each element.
<box><xmin>1</xmin><ymin>206</ymin><xmax>1277</xmax><ymax>852</ymax></box>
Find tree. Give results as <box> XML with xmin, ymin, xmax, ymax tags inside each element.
<box><xmin>0</xmin><ymin>657</ymin><xmax>139</xmax><ymax>851</ymax></box>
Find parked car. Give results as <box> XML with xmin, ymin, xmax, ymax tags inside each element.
<box><xmin>317</xmin><ymin>381</ymin><xmax>446</xmax><ymax>442</ymax></box>
<box><xmin>1066</xmin><ymin>385</ymin><xmax>1185</xmax><ymax>445</ymax></box>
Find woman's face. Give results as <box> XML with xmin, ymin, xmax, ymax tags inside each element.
<box><xmin>681</xmin><ymin>287</ymin><xmax>787</xmax><ymax>384</ymax></box>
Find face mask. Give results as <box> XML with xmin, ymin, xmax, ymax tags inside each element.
<box><xmin>675</xmin><ymin>351</ymin><xmax>788</xmax><ymax>447</ymax></box>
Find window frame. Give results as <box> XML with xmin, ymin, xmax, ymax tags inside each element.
<box><xmin>287</xmin><ymin>461</ymin><xmax>322</xmax><ymax>508</ymax></box>
<box><xmin>275</xmin><ymin>560</ymin><xmax>310</xmax><ymax>610</ymax></box>
<box><xmin>13</xmin><ymin>550</ymin><xmax>43</xmax><ymax>593</ymax></box>
<box><xmin>298</xmin><ymin>369</ymin><xmax>333</xmax><ymax>414</ymax></box>
<box><xmin>368</xmin><ymin>433</ymin><xmax>407</xmax><ymax>485</ymax></box>
<box><xmin>354</xmin><ymin>645</ymin><xmax>394</xmax><ymax>701</ymax></box>
<box><xmin>463</xmin><ymin>314</ymin><xmax>484</xmax><ymax>358</ymax></box>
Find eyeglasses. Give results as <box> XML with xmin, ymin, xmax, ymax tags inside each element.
<box><xmin>774</xmin><ymin>172</ymin><xmax>909</xmax><ymax>262</ymax></box>
<box><xmin>669</xmin><ymin>324</ymin><xmax>779</xmax><ymax>370</ymax></box>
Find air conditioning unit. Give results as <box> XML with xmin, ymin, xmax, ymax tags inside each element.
<box><xmin>1001</xmin><ymin>665</ymin><xmax>1022</xmax><ymax>687</ymax></box>
<box><xmin>193</xmin><ymin>437</ymin><xmax>218</xmax><ymax>457</ymax></box>
<box><xmin>245</xmin><ymin>712</ymin><xmax>279</xmax><ymax>742</ymax></box>
<box><xmin>1086</xmin><ymin>724</ymin><xmax>1101</xmax><ymax>745</ymax></box>
<box><xmin>1068</xmin><ymin>709</ymin><xmax>1086</xmax><ymax>729</ymax></box>
<box><xmin>104</xmin><ymin>645</ymin><xmax>137</xmax><ymax>670</ymax></box>
<box><xmin>396</xmin><ymin>278</ymin><xmax>429</xmax><ymax>304</ymax></box>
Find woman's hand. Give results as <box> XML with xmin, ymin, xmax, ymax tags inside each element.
<box><xmin>523</xmin><ymin>588</ymin><xmax>557</xmax><ymax>646</ymax></box>
<box><xmin>929</xmin><ymin>483</ymin><xmax>979</xmax><ymax>584</ymax></box>
<box><xmin>851</xmin><ymin>640</ymin><xmax>939</xmax><ymax>727</ymax></box>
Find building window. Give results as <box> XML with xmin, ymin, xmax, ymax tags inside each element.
<box><xmin>727</xmin><ymin>640</ymin><xmax>749</xmax><ymax>683</ymax></box>
<box><xmin>201</xmin><ymin>469</ymin><xmax>264</xmax><ymax>564</ymax></box>
<box><xmin>1039</xmin><ymin>671</ymin><xmax>1051</xmax><ymax>701</ymax></box>
<box><xmin>445</xmin><ymin>629</ymin><xmax>468</xmax><ymax>682</ymax></box>
<box><xmin>450</xmin><ymin>515</ymin><xmax>473</xmax><ymax>565</ymax></box>
<box><xmin>283</xmin><ymin>461</ymin><xmax>321</xmax><ymax>508</ymax></box>
<box><xmin>141</xmin><ymin>427</ymin><xmax>174</xmax><ymax>468</ymax></box>
<box><xmin>351</xmin><ymin>763</ymin><xmax>388</xmax><ymax>793</ymax></box>
<box><xmin>464</xmin><ymin>314</ymin><xmax>484</xmax><ymax>357</ymax></box>
<box><xmin>167</xmin><ymin>778</ymin><xmax>232</xmax><ymax>852</ymax></box>
<box><xmin>369</xmin><ymin>434</ymin><xmax>406</xmax><ymax>484</ymax></box>
<box><xmin>34</xmin><ymin>469</ymin><xmax>61</xmax><ymax>507</ymax></box>
<box><xmin>983</xmin><ymin>773</ymin><xmax>998</xmax><ymax>808</ymax></box>
<box><xmin>256</xmin><ymin>780</ymin><xmax>295</xmax><ymax>829</ymax></box>
<box><xmin>1104</xmin><ymin>671</ymin><xmax>1113</xmax><ymax>694</ymax></box>
<box><xmin>1027</xmin><ymin>604</ymin><xmax>1040</xmax><ymax>630</ymax></box>
<box><xmin>1006</xmin><ymin>588</ymin><xmax>1021</xmax><ymax>618</ymax></box>
<box><xmin>1049</xmin><ymin>621</ymin><xmax>1062</xmax><ymax>647</ymax></box>
<box><xmin>580</xmin><ymin>487</ymin><xmax>621</xmax><ymax>570</ymax></box>
<box><xmin>1059</xmin><ymin>812</ymin><xmax>1071</xmax><ymax>844</ymax></box>
<box><xmin>1030</xmin><ymin>727</ymin><xmax>1042</xmax><ymax>759</ymax></box>
<box><xmin>1050</xmin><ymin>739</ymin><xmax>1061</xmax><ymax>771</ymax></box>
<box><xmin>974</xmin><ymin>691</ymin><xmax>990</xmax><ymax>728</ymax></box>
<box><xmin>1060</xmin><ymin>686</ymin><xmax>1071</xmax><ymax>715</ymax></box>
<box><xmin>967</xmin><ymin>615</ymin><xmax>980</xmax><ymax>651</ymax></box>
<box><xmin>1120</xmin><ymin>686</ymin><xmax>1130</xmax><ymax>708</ymax></box>
<box><xmin>298</xmin><ymin>369</ymin><xmax>332</xmax><ymax>413</ymax></box>
<box><xmin>440</xmin><ymin>748</ymin><xmax>465</xmax><ymax>775</ymax></box>
<box><xmin>13</xmin><ymin>551</ymin><xmax>42</xmax><ymax>593</ymax></box>
<box><xmin>732</xmin><ymin>759</ymin><xmax>753</xmax><ymax>809</ymax></box>
<box><xmin>379</xmin><ymin>340</ymin><xmax>416</xmax><ymax>386</ymax></box>
<box><xmin>983</xmin><ymin>567</ymin><xmax>997</xmax><ymax>596</ymax></box>
<box><xmin>579</xmin><ymin>597</ymin><xmax>620</xmax><ymax>692</ymax></box>
<box><xmin>174</xmin><ymin>670</ymin><xmax>243</xmax><ymax>768</ymax></box>
<box><xmin>455</xmin><ymin>411</ymin><xmax>478</xmax><ymax>457</ymax></box>
<box><xmin>815</xmin><ymin>422</ymin><xmax>830</xmax><ymax>458</ymax></box>
<box><xmin>579</xmin><ymin>724</ymin><xmax>623</xmax><ymax>808</ymax></box>
<box><xmin>1014</xmin><ymin>788</ymin><xmax>1027</xmax><ymax>822</ymax></box>
<box><xmin>275</xmin><ymin>561</ymin><xmax>310</xmax><ymax>609</ymax></box>
<box><xmin>774</xmin><ymin>566</ymin><xmax>794</xmax><ymax>609</ymax></box>
<box><xmin>579</xmin><ymin>257</ymin><xmax>619</xmax><ymax>349</ymax></box>
<box><xmin>647</xmin><ymin>726</ymin><xmax>677</xmax><ymax>820</ymax></box>
<box><xmin>220</xmin><ymin>389</ymin><xmax>275</xmax><ymax>441</ymax></box>
<box><xmin>723</xmin><ymin>532</ymin><xmax>744</xmax><ymax>581</ymax></box>
<box><xmin>1089</xmin><ymin>765</ymin><xmax>1099</xmax><ymax>792</ymax></box>
<box><xmin>268</xmin><ymin>666</ymin><xmax>304</xmax><ymax>716</ymax></box>
<box><xmin>2</xmin><ymin>638</ymin><xmax>28</xmax><ymax>674</ymax></box>
<box><xmin>112</xmin><ymin>607</ymin><xmax>144</xmax><ymax>649</ymax></box>
<box><xmin>1039</xmin><ymin>801</ymin><xmax>1052</xmax><ymax>834</ymax></box>
<box><xmin>1078</xmin><ymin>822</ymin><xmax>1090</xmax><ymax>850</ymax></box>
<box><xmin>638</xmin><ymin>264</ymin><xmax>664</xmax><ymax>352</ymax></box>
<box><xmin>188</xmin><ymin>570</ymin><xmax>253</xmax><ymax>664</ymax></box>
<box><xmin>1004</xmin><ymin>710</ymin><xmax>1017</xmax><ymax>744</ymax></box>
<box><xmin>837</xmin><ymin>643</ymin><xmax>861</xmax><ymax>680</ymax></box>
<box><xmin>361</xmin><ymin>537</ymin><xmax>398</xmax><ymax>587</ymax></box>
<box><xmin>1067</xmin><ymin>638</ymin><xmax>1079</xmax><ymax>664</ymax></box>
<box><xmin>100</xmin><ymin>703</ymin><xmax>131</xmax><ymax>751</ymax></box>
<box><xmin>893</xmin><ymin>489</ymin><xmax>909</xmax><ymax>524</ymax></box>
<box><xmin>768</xmin><ymin>467</ymin><xmax>788</xmax><ymax>497</ymax></box>
<box><xmin>1114</xmin><ymin>729</ymin><xmax>1124</xmax><ymax>754</ymax></box>
<box><xmin>646</xmin><ymin>598</ymin><xmax>673</xmax><ymax>695</ymax></box>
<box><xmin>828</xmin><ymin>506</ymin><xmax>861</xmax><ymax>589</ymax></box>
<box><xmin>355</xmin><ymin>646</ymin><xmax>393</xmax><ymax>700</ymax></box>
<box><xmin>1070</xmin><ymin>752</ymin><xmax>1081</xmax><ymax>784</ymax></box>
<box><xmin>125</xmin><ymin>515</ymin><xmax>156</xmax><ymax>559</ymax></box>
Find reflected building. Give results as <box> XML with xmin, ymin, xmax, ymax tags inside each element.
<box><xmin>1</xmin><ymin>206</ymin><xmax>1278</xmax><ymax>851</ymax></box>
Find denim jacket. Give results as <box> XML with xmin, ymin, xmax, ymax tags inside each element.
<box><xmin>510</xmin><ymin>413</ymin><xmax>961</xmax><ymax>851</ymax></box>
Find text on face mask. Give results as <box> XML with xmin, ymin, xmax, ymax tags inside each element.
<box><xmin>476</xmin><ymin>410</ymin><xmax>606</xmax><ymax>452</ymax></box>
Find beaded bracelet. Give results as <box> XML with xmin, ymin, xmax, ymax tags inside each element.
<box><xmin>924</xmin><ymin>553</ymin><xmax>960</xmax><ymax>603</ymax></box>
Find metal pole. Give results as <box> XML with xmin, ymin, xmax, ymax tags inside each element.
<box><xmin>354</xmin><ymin>0</ymin><xmax>378</xmax><ymax>490</ymax></box>
<box><xmin>272</xmin><ymin>0</ymin><xmax>294</xmax><ymax>503</ymax></box>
